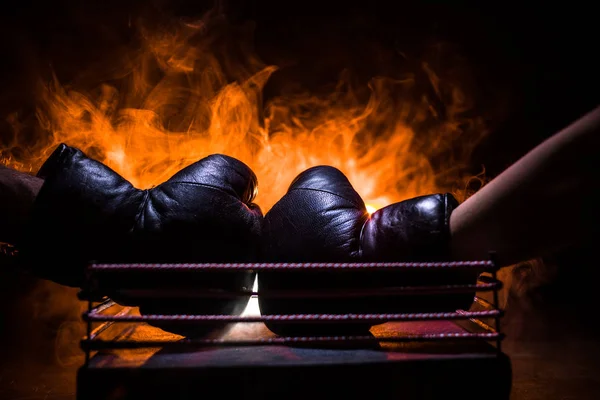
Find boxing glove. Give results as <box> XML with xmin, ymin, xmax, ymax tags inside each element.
<box><xmin>18</xmin><ymin>143</ymin><xmax>262</xmax><ymax>336</ymax></box>
<box><xmin>259</xmin><ymin>166</ymin><xmax>474</xmax><ymax>336</ymax></box>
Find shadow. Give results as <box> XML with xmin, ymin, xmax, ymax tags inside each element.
<box><xmin>76</xmin><ymin>319</ymin><xmax>510</xmax><ymax>400</ymax></box>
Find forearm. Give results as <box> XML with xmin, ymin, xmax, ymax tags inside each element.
<box><xmin>450</xmin><ymin>106</ymin><xmax>600</xmax><ymax>267</ymax></box>
<box><xmin>0</xmin><ymin>165</ymin><xmax>43</xmax><ymax>245</ymax></box>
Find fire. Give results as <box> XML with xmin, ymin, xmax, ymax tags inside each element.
<box><xmin>1</xmin><ymin>13</ymin><xmax>488</xmax><ymax>212</ymax></box>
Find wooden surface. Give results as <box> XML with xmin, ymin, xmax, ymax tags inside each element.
<box><xmin>77</xmin><ymin>298</ymin><xmax>512</xmax><ymax>399</ymax></box>
<box><xmin>85</xmin><ymin>319</ymin><xmax>502</xmax><ymax>368</ymax></box>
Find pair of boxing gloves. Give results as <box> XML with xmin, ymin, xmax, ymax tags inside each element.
<box><xmin>15</xmin><ymin>143</ymin><xmax>476</xmax><ymax>337</ymax></box>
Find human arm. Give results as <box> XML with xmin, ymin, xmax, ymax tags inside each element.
<box><xmin>0</xmin><ymin>165</ymin><xmax>42</xmax><ymax>245</ymax></box>
<box><xmin>450</xmin><ymin>106</ymin><xmax>600</xmax><ymax>267</ymax></box>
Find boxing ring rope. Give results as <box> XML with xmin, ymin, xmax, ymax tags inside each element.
<box><xmin>79</xmin><ymin>254</ymin><xmax>504</xmax><ymax>365</ymax></box>
<box><xmin>87</xmin><ymin>260</ymin><xmax>494</xmax><ymax>270</ymax></box>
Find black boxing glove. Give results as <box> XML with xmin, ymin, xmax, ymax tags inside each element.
<box><xmin>259</xmin><ymin>166</ymin><xmax>472</xmax><ymax>336</ymax></box>
<box><xmin>360</xmin><ymin>193</ymin><xmax>475</xmax><ymax>315</ymax></box>
<box><xmin>259</xmin><ymin>166</ymin><xmax>368</xmax><ymax>335</ymax></box>
<box><xmin>18</xmin><ymin>143</ymin><xmax>262</xmax><ymax>336</ymax></box>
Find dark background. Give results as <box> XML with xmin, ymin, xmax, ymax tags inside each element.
<box><xmin>0</xmin><ymin>1</ymin><xmax>599</xmax><ymax>399</ymax></box>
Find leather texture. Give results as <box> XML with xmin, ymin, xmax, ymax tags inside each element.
<box><xmin>262</xmin><ymin>166</ymin><xmax>367</xmax><ymax>263</ymax></box>
<box><xmin>19</xmin><ymin>143</ymin><xmax>262</xmax><ymax>336</ymax></box>
<box><xmin>361</xmin><ymin>194</ymin><xmax>458</xmax><ymax>261</ymax></box>
<box><xmin>259</xmin><ymin>166</ymin><xmax>475</xmax><ymax>336</ymax></box>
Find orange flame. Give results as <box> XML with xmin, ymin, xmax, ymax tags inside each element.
<box><xmin>1</xmin><ymin>14</ymin><xmax>487</xmax><ymax>213</ymax></box>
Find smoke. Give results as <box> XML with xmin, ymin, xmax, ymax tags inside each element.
<box><xmin>0</xmin><ymin>269</ymin><xmax>84</xmax><ymax>398</ymax></box>
<box><xmin>1</xmin><ymin>2</ymin><xmax>507</xmax><ymax>211</ymax></box>
<box><xmin>498</xmin><ymin>248</ymin><xmax>600</xmax><ymax>343</ymax></box>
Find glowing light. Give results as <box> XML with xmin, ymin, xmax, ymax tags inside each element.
<box><xmin>365</xmin><ymin>204</ymin><xmax>378</xmax><ymax>214</ymax></box>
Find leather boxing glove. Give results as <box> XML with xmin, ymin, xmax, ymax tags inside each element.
<box><xmin>18</xmin><ymin>143</ymin><xmax>262</xmax><ymax>336</ymax></box>
<box><xmin>259</xmin><ymin>166</ymin><xmax>369</xmax><ymax>335</ymax></box>
<box><xmin>360</xmin><ymin>194</ymin><xmax>475</xmax><ymax>314</ymax></box>
<box><xmin>259</xmin><ymin>166</ymin><xmax>474</xmax><ymax>336</ymax></box>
